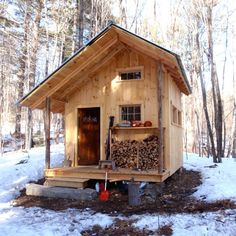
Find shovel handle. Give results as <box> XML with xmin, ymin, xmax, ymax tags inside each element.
<box><xmin>105</xmin><ymin>172</ymin><xmax>108</xmax><ymax>191</ymax></box>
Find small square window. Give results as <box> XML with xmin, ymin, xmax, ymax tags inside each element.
<box><xmin>120</xmin><ymin>105</ymin><xmax>141</xmax><ymax>122</ymax></box>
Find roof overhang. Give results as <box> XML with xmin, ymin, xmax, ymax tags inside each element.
<box><xmin>19</xmin><ymin>23</ymin><xmax>191</xmax><ymax>113</ymax></box>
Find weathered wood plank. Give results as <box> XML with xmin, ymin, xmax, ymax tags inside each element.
<box><xmin>44</xmin><ymin>167</ymin><xmax>170</xmax><ymax>183</ymax></box>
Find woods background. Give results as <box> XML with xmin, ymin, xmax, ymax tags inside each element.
<box><xmin>0</xmin><ymin>0</ymin><xmax>236</xmax><ymax>162</ymax></box>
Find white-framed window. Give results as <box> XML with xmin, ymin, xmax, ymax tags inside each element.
<box><xmin>120</xmin><ymin>105</ymin><xmax>141</xmax><ymax>121</ymax></box>
<box><xmin>120</xmin><ymin>71</ymin><xmax>141</xmax><ymax>81</ymax></box>
<box><xmin>117</xmin><ymin>66</ymin><xmax>143</xmax><ymax>81</ymax></box>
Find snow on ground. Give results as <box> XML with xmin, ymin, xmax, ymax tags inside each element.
<box><xmin>0</xmin><ymin>207</ymin><xmax>113</xmax><ymax>236</ymax></box>
<box><xmin>0</xmin><ymin>144</ymin><xmax>64</xmax><ymax>203</ymax></box>
<box><xmin>184</xmin><ymin>153</ymin><xmax>236</xmax><ymax>202</ymax></box>
<box><xmin>133</xmin><ymin>209</ymin><xmax>236</xmax><ymax>236</ymax></box>
<box><xmin>0</xmin><ymin>148</ymin><xmax>235</xmax><ymax>235</ymax></box>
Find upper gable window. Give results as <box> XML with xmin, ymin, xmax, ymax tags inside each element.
<box><xmin>120</xmin><ymin>71</ymin><xmax>141</xmax><ymax>81</ymax></box>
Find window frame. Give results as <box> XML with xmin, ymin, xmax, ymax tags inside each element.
<box><xmin>116</xmin><ymin>66</ymin><xmax>144</xmax><ymax>82</ymax></box>
<box><xmin>171</xmin><ymin>104</ymin><xmax>182</xmax><ymax>127</ymax></box>
<box><xmin>119</xmin><ymin>104</ymin><xmax>141</xmax><ymax>122</ymax></box>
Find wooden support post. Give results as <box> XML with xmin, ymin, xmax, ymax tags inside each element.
<box><xmin>157</xmin><ymin>63</ymin><xmax>164</xmax><ymax>173</ymax></box>
<box><xmin>45</xmin><ymin>97</ymin><xmax>51</xmax><ymax>169</ymax></box>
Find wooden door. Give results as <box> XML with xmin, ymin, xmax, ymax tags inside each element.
<box><xmin>78</xmin><ymin>107</ymin><xmax>100</xmax><ymax>165</ymax></box>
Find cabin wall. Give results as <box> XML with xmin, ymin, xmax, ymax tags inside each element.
<box><xmin>65</xmin><ymin>48</ymin><xmax>162</xmax><ymax>165</ymax></box>
<box><xmin>169</xmin><ymin>75</ymin><xmax>183</xmax><ymax>175</ymax></box>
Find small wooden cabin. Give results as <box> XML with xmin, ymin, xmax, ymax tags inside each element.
<box><xmin>20</xmin><ymin>23</ymin><xmax>191</xmax><ymax>185</ymax></box>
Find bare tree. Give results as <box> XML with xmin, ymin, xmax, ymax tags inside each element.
<box><xmin>15</xmin><ymin>3</ymin><xmax>31</xmax><ymax>136</ymax></box>
<box><xmin>25</xmin><ymin>1</ymin><xmax>43</xmax><ymax>150</ymax></box>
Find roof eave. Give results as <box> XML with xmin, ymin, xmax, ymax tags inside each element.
<box><xmin>19</xmin><ymin>22</ymin><xmax>115</xmax><ymax>106</ymax></box>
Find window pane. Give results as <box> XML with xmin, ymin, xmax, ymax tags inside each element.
<box><xmin>178</xmin><ymin>111</ymin><xmax>182</xmax><ymax>126</ymax></box>
<box><xmin>128</xmin><ymin>72</ymin><xmax>134</xmax><ymax>80</ymax></box>
<box><xmin>120</xmin><ymin>73</ymin><xmax>127</xmax><ymax>80</ymax></box>
<box><xmin>122</xmin><ymin>114</ymin><xmax>127</xmax><ymax>121</ymax></box>
<box><xmin>127</xmin><ymin>114</ymin><xmax>133</xmax><ymax>121</ymax></box>
<box><xmin>121</xmin><ymin>107</ymin><xmax>127</xmax><ymax>113</ymax></box>
<box><xmin>135</xmin><ymin>106</ymin><xmax>140</xmax><ymax>113</ymax></box>
<box><xmin>172</xmin><ymin>106</ymin><xmax>177</xmax><ymax>124</ymax></box>
<box><xmin>134</xmin><ymin>71</ymin><xmax>141</xmax><ymax>79</ymax></box>
<box><xmin>128</xmin><ymin>107</ymin><xmax>134</xmax><ymax>113</ymax></box>
<box><xmin>135</xmin><ymin>114</ymin><xmax>141</xmax><ymax>120</ymax></box>
<box><xmin>120</xmin><ymin>105</ymin><xmax>141</xmax><ymax>122</ymax></box>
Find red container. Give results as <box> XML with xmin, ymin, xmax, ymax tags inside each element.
<box><xmin>100</xmin><ymin>190</ymin><xmax>109</xmax><ymax>201</ymax></box>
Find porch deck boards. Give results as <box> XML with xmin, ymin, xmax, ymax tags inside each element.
<box><xmin>45</xmin><ymin>166</ymin><xmax>170</xmax><ymax>183</ymax></box>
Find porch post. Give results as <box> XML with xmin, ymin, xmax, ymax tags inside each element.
<box><xmin>45</xmin><ymin>97</ymin><xmax>51</xmax><ymax>169</ymax></box>
<box><xmin>157</xmin><ymin>62</ymin><xmax>164</xmax><ymax>173</ymax></box>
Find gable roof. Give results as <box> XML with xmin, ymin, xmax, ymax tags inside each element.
<box><xmin>19</xmin><ymin>22</ymin><xmax>191</xmax><ymax>113</ymax></box>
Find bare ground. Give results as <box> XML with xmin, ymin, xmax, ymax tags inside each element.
<box><xmin>13</xmin><ymin>168</ymin><xmax>236</xmax><ymax>235</ymax></box>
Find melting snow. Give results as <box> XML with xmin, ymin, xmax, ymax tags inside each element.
<box><xmin>0</xmin><ymin>147</ymin><xmax>235</xmax><ymax>235</ymax></box>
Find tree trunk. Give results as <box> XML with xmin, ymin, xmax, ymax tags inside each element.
<box><xmin>232</xmin><ymin>101</ymin><xmax>236</xmax><ymax>158</ymax></box>
<box><xmin>25</xmin><ymin>2</ymin><xmax>42</xmax><ymax>150</ymax></box>
<box><xmin>195</xmin><ymin>22</ymin><xmax>217</xmax><ymax>162</ymax></box>
<box><xmin>78</xmin><ymin>0</ymin><xmax>84</xmax><ymax>48</ymax></box>
<box><xmin>44</xmin><ymin>0</ymin><xmax>49</xmax><ymax>77</ymax></box>
<box><xmin>15</xmin><ymin>7</ymin><xmax>30</xmax><ymax>136</ymax></box>
<box><xmin>206</xmin><ymin>5</ymin><xmax>223</xmax><ymax>162</ymax></box>
<box><xmin>0</xmin><ymin>55</ymin><xmax>4</xmax><ymax>155</ymax></box>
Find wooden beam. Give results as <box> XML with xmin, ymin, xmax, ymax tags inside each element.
<box><xmin>157</xmin><ymin>63</ymin><xmax>164</xmax><ymax>173</ymax></box>
<box><xmin>44</xmin><ymin>167</ymin><xmax>171</xmax><ymax>183</ymax></box>
<box><xmin>45</xmin><ymin>97</ymin><xmax>51</xmax><ymax>169</ymax></box>
<box><xmin>50</xmin><ymin>97</ymin><xmax>68</xmax><ymax>104</ymax></box>
<box><xmin>31</xmin><ymin>37</ymin><xmax>118</xmax><ymax>109</ymax></box>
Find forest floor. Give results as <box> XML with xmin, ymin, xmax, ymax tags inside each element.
<box><xmin>0</xmin><ymin>145</ymin><xmax>235</xmax><ymax>235</ymax></box>
<box><xmin>13</xmin><ymin>168</ymin><xmax>236</xmax><ymax>235</ymax></box>
<box><xmin>14</xmin><ymin>169</ymin><xmax>235</xmax><ymax>216</ymax></box>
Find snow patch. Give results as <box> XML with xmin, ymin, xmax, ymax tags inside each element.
<box><xmin>0</xmin><ymin>207</ymin><xmax>113</xmax><ymax>236</ymax></box>
<box><xmin>133</xmin><ymin>210</ymin><xmax>236</xmax><ymax>236</ymax></box>
<box><xmin>0</xmin><ymin>147</ymin><xmax>235</xmax><ymax>235</ymax></box>
<box><xmin>184</xmin><ymin>153</ymin><xmax>236</xmax><ymax>202</ymax></box>
<box><xmin>0</xmin><ymin>144</ymin><xmax>64</xmax><ymax>203</ymax></box>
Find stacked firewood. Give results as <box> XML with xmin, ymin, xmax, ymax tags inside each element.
<box><xmin>111</xmin><ymin>135</ymin><xmax>160</xmax><ymax>170</ymax></box>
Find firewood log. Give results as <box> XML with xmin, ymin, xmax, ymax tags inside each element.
<box><xmin>111</xmin><ymin>135</ymin><xmax>160</xmax><ymax>170</ymax></box>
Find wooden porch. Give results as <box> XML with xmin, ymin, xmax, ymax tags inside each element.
<box><xmin>45</xmin><ymin>166</ymin><xmax>170</xmax><ymax>183</ymax></box>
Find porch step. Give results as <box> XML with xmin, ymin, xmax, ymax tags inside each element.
<box><xmin>44</xmin><ymin>177</ymin><xmax>89</xmax><ymax>189</ymax></box>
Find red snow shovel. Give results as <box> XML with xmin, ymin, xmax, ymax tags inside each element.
<box><xmin>100</xmin><ymin>172</ymin><xmax>109</xmax><ymax>201</ymax></box>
